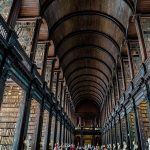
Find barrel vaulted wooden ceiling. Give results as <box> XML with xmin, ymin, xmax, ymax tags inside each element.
<box><xmin>19</xmin><ymin>0</ymin><xmax>150</xmax><ymax>110</ymax></box>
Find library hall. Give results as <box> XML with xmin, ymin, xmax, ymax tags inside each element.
<box><xmin>0</xmin><ymin>0</ymin><xmax>150</xmax><ymax>149</ymax></box>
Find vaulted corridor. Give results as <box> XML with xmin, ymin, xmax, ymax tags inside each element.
<box><xmin>0</xmin><ymin>0</ymin><xmax>150</xmax><ymax>149</ymax></box>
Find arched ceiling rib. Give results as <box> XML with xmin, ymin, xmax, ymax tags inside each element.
<box><xmin>74</xmin><ymin>93</ymin><xmax>101</xmax><ymax>107</ymax></box>
<box><xmin>66</xmin><ymin>67</ymin><xmax>110</xmax><ymax>84</ymax></box>
<box><xmin>73</xmin><ymin>91</ymin><xmax>103</xmax><ymax>103</ymax></box>
<box><xmin>74</xmin><ymin>98</ymin><xmax>101</xmax><ymax>109</ymax></box>
<box><xmin>70</xmin><ymin>79</ymin><xmax>106</xmax><ymax>95</ymax></box>
<box><xmin>60</xmin><ymin>44</ymin><xmax>116</xmax><ymax>65</ymax></box>
<box><xmin>72</xmin><ymin>91</ymin><xmax>103</xmax><ymax>104</ymax></box>
<box><xmin>56</xmin><ymin>30</ymin><xmax>120</xmax><ymax>54</ymax></box>
<box><xmin>63</xmin><ymin>57</ymin><xmax>112</xmax><ymax>76</ymax></box>
<box><xmin>71</xmin><ymin>85</ymin><xmax>105</xmax><ymax>98</ymax></box>
<box><xmin>41</xmin><ymin>0</ymin><xmax>132</xmax><ymax>108</ymax></box>
<box><xmin>41</xmin><ymin>0</ymin><xmax>134</xmax><ymax>15</ymax></box>
<box><xmin>68</xmin><ymin>74</ymin><xmax>107</xmax><ymax>90</ymax></box>
<box><xmin>47</xmin><ymin>10</ymin><xmax>126</xmax><ymax>37</ymax></box>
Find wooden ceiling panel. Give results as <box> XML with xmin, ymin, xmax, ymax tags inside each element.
<box><xmin>67</xmin><ymin>69</ymin><xmax>109</xmax><ymax>88</ymax></box>
<box><xmin>44</xmin><ymin>0</ymin><xmax>131</xmax><ymax>29</ymax></box>
<box><xmin>64</xmin><ymin>59</ymin><xmax>111</xmax><ymax>81</ymax></box>
<box><xmin>19</xmin><ymin>0</ymin><xmax>39</xmax><ymax>17</ymax></box>
<box><xmin>70</xmin><ymin>80</ymin><xmax>106</xmax><ymax>95</ymax></box>
<box><xmin>39</xmin><ymin>0</ymin><xmax>132</xmax><ymax>106</ymax></box>
<box><xmin>52</xmin><ymin>16</ymin><xmax>124</xmax><ymax>47</ymax></box>
<box><xmin>137</xmin><ymin>0</ymin><xmax>150</xmax><ymax>13</ymax></box>
<box><xmin>60</xmin><ymin>48</ymin><xmax>115</xmax><ymax>72</ymax></box>
<box><xmin>57</xmin><ymin>34</ymin><xmax>119</xmax><ymax>61</ymax></box>
<box><xmin>69</xmin><ymin>76</ymin><xmax>107</xmax><ymax>91</ymax></box>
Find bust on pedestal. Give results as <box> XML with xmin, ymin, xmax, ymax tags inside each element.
<box><xmin>117</xmin><ymin>143</ymin><xmax>120</xmax><ymax>150</ymax></box>
<box><xmin>24</xmin><ymin>135</ymin><xmax>32</xmax><ymax>150</ymax></box>
<box><xmin>133</xmin><ymin>140</ymin><xmax>138</xmax><ymax>150</ymax></box>
<box><xmin>122</xmin><ymin>141</ymin><xmax>127</xmax><ymax>150</ymax></box>
<box><xmin>113</xmin><ymin>144</ymin><xmax>116</xmax><ymax>149</ymax></box>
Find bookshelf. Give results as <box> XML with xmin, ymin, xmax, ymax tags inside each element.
<box><xmin>121</xmin><ymin>117</ymin><xmax>127</xmax><ymax>143</ymax></box>
<box><xmin>49</xmin><ymin>116</ymin><xmax>56</xmax><ymax>148</ymax></box>
<box><xmin>0</xmin><ymin>80</ymin><xmax>25</xmax><ymax>149</ymax></box>
<box><xmin>56</xmin><ymin>120</ymin><xmax>60</xmax><ymax>143</ymax></box>
<box><xmin>128</xmin><ymin>112</ymin><xmax>136</xmax><ymax>149</ymax></box>
<box><xmin>25</xmin><ymin>99</ymin><xmax>40</xmax><ymax>149</ymax></box>
<box><xmin>140</xmin><ymin>17</ymin><xmax>150</xmax><ymax>58</ymax></box>
<box><xmin>137</xmin><ymin>101</ymin><xmax>150</xmax><ymax>149</ymax></box>
<box><xmin>40</xmin><ymin>110</ymin><xmax>49</xmax><ymax>149</ymax></box>
<box><xmin>129</xmin><ymin>41</ymin><xmax>142</xmax><ymax>76</ymax></box>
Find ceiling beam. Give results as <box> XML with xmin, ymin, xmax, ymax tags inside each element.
<box><xmin>47</xmin><ymin>10</ymin><xmax>126</xmax><ymax>38</ymax></box>
<box><xmin>71</xmin><ymin>85</ymin><xmax>105</xmax><ymax>98</ymax></box>
<box><xmin>66</xmin><ymin>67</ymin><xmax>110</xmax><ymax>84</ymax></box>
<box><xmin>55</xmin><ymin>30</ymin><xmax>120</xmax><ymax>55</ymax></box>
<box><xmin>63</xmin><ymin>57</ymin><xmax>112</xmax><ymax>76</ymax></box>
<box><xmin>74</xmin><ymin>93</ymin><xmax>102</xmax><ymax>105</ymax></box>
<box><xmin>59</xmin><ymin>44</ymin><xmax>116</xmax><ymax>65</ymax></box>
<box><xmin>68</xmin><ymin>74</ymin><xmax>108</xmax><ymax>90</ymax></box>
<box><xmin>70</xmin><ymin>80</ymin><xmax>106</xmax><ymax>96</ymax></box>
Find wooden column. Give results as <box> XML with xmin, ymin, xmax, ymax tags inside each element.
<box><xmin>41</xmin><ymin>43</ymin><xmax>50</xmax><ymax>80</ymax></box>
<box><xmin>126</xmin><ymin>41</ymin><xmax>134</xmax><ymax>79</ymax></box>
<box><xmin>63</xmin><ymin>87</ymin><xmax>66</xmax><ymax>109</ymax></box>
<box><xmin>114</xmin><ymin>116</ymin><xmax>118</xmax><ymax>150</ymax></box>
<box><xmin>112</xmin><ymin>81</ymin><xmax>117</xmax><ymax>106</ymax></box>
<box><xmin>110</xmin><ymin>122</ymin><xmax>113</xmax><ymax>150</ymax></box>
<box><xmin>59</xmin><ymin>117</ymin><xmax>62</xmax><ymax>145</ymax></box>
<box><xmin>54</xmin><ymin>113</ymin><xmax>58</xmax><ymax>146</ymax></box>
<box><xmin>0</xmin><ymin>49</ymin><xmax>8</xmax><ymax>105</ymax></box>
<box><xmin>30</xmin><ymin>17</ymin><xmax>42</xmax><ymax>62</ymax></box>
<box><xmin>46</xmin><ymin>105</ymin><xmax>53</xmax><ymax>150</ymax></box>
<box><xmin>0</xmin><ymin>68</ymin><xmax>9</xmax><ymax>106</ymax></box>
<box><xmin>7</xmin><ymin>0</ymin><xmax>21</xmax><ymax>28</ymax></box>
<box><xmin>55</xmin><ymin>71</ymin><xmax>60</xmax><ymax>100</ymax></box>
<box><xmin>131</xmin><ymin>96</ymin><xmax>143</xmax><ymax>150</ymax></box>
<box><xmin>80</xmin><ymin>127</ymin><xmax>83</xmax><ymax>146</ymax></box>
<box><xmin>0</xmin><ymin>48</ymin><xmax>8</xmax><ymax>77</ymax></box>
<box><xmin>49</xmin><ymin>59</ymin><xmax>56</xmax><ymax>91</ymax></box>
<box><xmin>118</xmin><ymin>113</ymin><xmax>123</xmax><ymax>149</ymax></box>
<box><xmin>124</xmin><ymin>106</ymin><xmax>131</xmax><ymax>150</ymax></box>
<box><xmin>115</xmin><ymin>68</ymin><xmax>121</xmax><ymax>98</ymax></box>
<box><xmin>63</xmin><ymin>122</ymin><xmax>66</xmax><ymax>144</ymax></box>
<box><xmin>34</xmin><ymin>82</ymin><xmax>47</xmax><ymax>150</ymax></box>
<box><xmin>60</xmin><ymin>80</ymin><xmax>64</xmax><ymax>106</ymax></box>
<box><xmin>15</xmin><ymin>64</ymin><xmax>36</xmax><ymax>149</ymax></box>
<box><xmin>120</xmin><ymin>58</ymin><xmax>126</xmax><ymax>91</ymax></box>
<box><xmin>135</xmin><ymin>16</ymin><xmax>147</xmax><ymax>62</ymax></box>
<box><xmin>65</xmin><ymin>93</ymin><xmax>68</xmax><ymax>113</ymax></box>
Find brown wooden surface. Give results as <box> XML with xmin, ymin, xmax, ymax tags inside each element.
<box><xmin>16</xmin><ymin>0</ymin><xmax>150</xmax><ymax>110</ymax></box>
